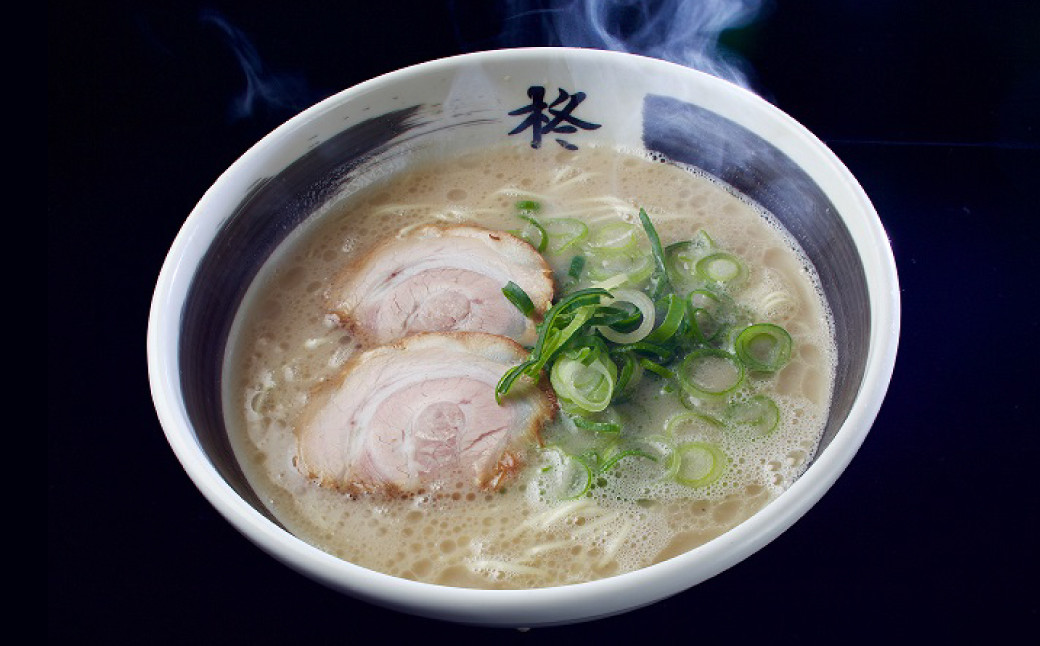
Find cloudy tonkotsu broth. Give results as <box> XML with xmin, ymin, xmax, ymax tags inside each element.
<box><xmin>224</xmin><ymin>144</ymin><xmax>835</xmax><ymax>589</ymax></box>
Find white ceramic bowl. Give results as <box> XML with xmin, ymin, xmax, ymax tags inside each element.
<box><xmin>147</xmin><ymin>47</ymin><xmax>899</xmax><ymax>627</ymax></box>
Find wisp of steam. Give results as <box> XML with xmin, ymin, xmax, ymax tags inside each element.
<box><xmin>200</xmin><ymin>9</ymin><xmax>317</xmax><ymax>121</ymax></box>
<box><xmin>492</xmin><ymin>0</ymin><xmax>769</xmax><ymax>90</ymax></box>
<box><xmin>199</xmin><ymin>1</ymin><xmax>768</xmax><ymax>122</ymax></box>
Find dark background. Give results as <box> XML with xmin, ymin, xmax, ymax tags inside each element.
<box><xmin>50</xmin><ymin>0</ymin><xmax>1038</xmax><ymax>642</ymax></box>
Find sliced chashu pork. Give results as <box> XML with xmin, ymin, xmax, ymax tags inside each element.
<box><xmin>296</xmin><ymin>332</ymin><xmax>554</xmax><ymax>495</ymax></box>
<box><xmin>328</xmin><ymin>226</ymin><xmax>553</xmax><ymax>346</ymax></box>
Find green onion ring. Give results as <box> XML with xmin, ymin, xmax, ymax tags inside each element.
<box><xmin>677</xmin><ymin>349</ymin><xmax>746</xmax><ymax>400</ymax></box>
<box><xmin>734</xmin><ymin>323</ymin><xmax>792</xmax><ymax>372</ymax></box>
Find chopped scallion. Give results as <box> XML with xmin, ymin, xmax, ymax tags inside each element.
<box><xmin>518</xmin><ymin>214</ymin><xmax>548</xmax><ymax>253</ymax></box>
<box><xmin>734</xmin><ymin>323</ymin><xmax>792</xmax><ymax>372</ymax></box>
<box><xmin>496</xmin><ymin>288</ymin><xmax>611</xmax><ymax>402</ymax></box>
<box><xmin>726</xmin><ymin>395</ymin><xmax>781</xmax><ymax>437</ymax></box>
<box><xmin>540</xmin><ymin>447</ymin><xmax>593</xmax><ymax>500</ymax></box>
<box><xmin>585</xmin><ymin>220</ymin><xmax>640</xmax><ymax>256</ymax></box>
<box><xmin>591</xmin><ymin>304</ymin><xmax>643</xmax><ymax>333</ymax></box>
<box><xmin>665</xmin><ymin>230</ymin><xmax>715</xmax><ymax>288</ymax></box>
<box><xmin>613</xmin><ymin>341</ymin><xmax>674</xmax><ymax>362</ymax></box>
<box><xmin>515</xmin><ymin>199</ymin><xmax>541</xmax><ymax>213</ymax></box>
<box><xmin>637</xmin><ymin>208</ymin><xmax>673</xmax><ymax>300</ymax></box>
<box><xmin>586</xmin><ymin>251</ymin><xmax>655</xmax><ymax>287</ymax></box>
<box><xmin>686</xmin><ymin>289</ymin><xmax>732</xmax><ymax>344</ymax></box>
<box><xmin>612</xmin><ymin>352</ymin><xmax>642</xmax><ymax>397</ymax></box>
<box><xmin>550</xmin><ymin>345</ymin><xmax>617</xmax><ymax>413</ymax></box>
<box><xmin>696</xmin><ymin>252</ymin><xmax>748</xmax><ymax>289</ymax></box>
<box><xmin>567</xmin><ymin>255</ymin><xmax>586</xmax><ymax>282</ymax></box>
<box><xmin>571</xmin><ymin>414</ymin><xmax>622</xmax><ymax>434</ymax></box>
<box><xmin>600</xmin><ymin>449</ymin><xmax>657</xmax><ymax>473</ymax></box>
<box><xmin>638</xmin><ymin>357</ymin><xmax>674</xmax><ymax>379</ymax></box>
<box><xmin>677</xmin><ymin>349</ymin><xmax>745</xmax><ymax>400</ymax></box>
<box><xmin>664</xmin><ymin>410</ymin><xmax>724</xmax><ymax>440</ymax></box>
<box><xmin>543</xmin><ymin>218</ymin><xmax>589</xmax><ymax>254</ymax></box>
<box><xmin>668</xmin><ymin>442</ymin><xmax>727</xmax><ymax>488</ymax></box>
<box><xmin>598</xmin><ymin>289</ymin><xmax>656</xmax><ymax>344</ymax></box>
<box><xmin>502</xmin><ymin>281</ymin><xmax>535</xmax><ymax>317</ymax></box>
<box><xmin>644</xmin><ymin>293</ymin><xmax>685</xmax><ymax>343</ymax></box>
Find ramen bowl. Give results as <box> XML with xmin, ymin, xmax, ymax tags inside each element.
<box><xmin>147</xmin><ymin>47</ymin><xmax>899</xmax><ymax>627</ymax></box>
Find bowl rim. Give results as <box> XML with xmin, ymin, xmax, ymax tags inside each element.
<box><xmin>147</xmin><ymin>46</ymin><xmax>900</xmax><ymax>626</ymax></box>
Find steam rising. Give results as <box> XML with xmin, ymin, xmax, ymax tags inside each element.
<box><xmin>198</xmin><ymin>2</ymin><xmax>768</xmax><ymax>121</ymax></box>
<box><xmin>200</xmin><ymin>10</ymin><xmax>316</xmax><ymax>121</ymax></box>
<box><xmin>494</xmin><ymin>0</ymin><xmax>769</xmax><ymax>89</ymax></box>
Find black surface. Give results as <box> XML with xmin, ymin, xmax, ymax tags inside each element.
<box><xmin>50</xmin><ymin>1</ymin><xmax>1039</xmax><ymax>642</ymax></box>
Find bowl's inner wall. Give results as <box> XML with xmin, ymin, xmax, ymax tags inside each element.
<box><xmin>179</xmin><ymin>95</ymin><xmax>870</xmax><ymax>514</ymax></box>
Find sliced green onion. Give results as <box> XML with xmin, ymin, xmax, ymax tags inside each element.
<box><xmin>536</xmin><ymin>306</ymin><xmax>598</xmax><ymax>366</ymax></box>
<box><xmin>586</xmin><ymin>251</ymin><xmax>654</xmax><ymax>286</ymax></box>
<box><xmin>638</xmin><ymin>357</ymin><xmax>674</xmax><ymax>379</ymax></box>
<box><xmin>664</xmin><ymin>410</ymin><xmax>724</xmax><ymax>440</ymax></box>
<box><xmin>517</xmin><ymin>214</ymin><xmax>548</xmax><ymax>253</ymax></box>
<box><xmin>696</xmin><ymin>252</ymin><xmax>748</xmax><ymax>289</ymax></box>
<box><xmin>688</xmin><ymin>307</ymin><xmax>722</xmax><ymax>344</ymax></box>
<box><xmin>614</xmin><ymin>340</ymin><xmax>674</xmax><ymax>362</ymax></box>
<box><xmin>591</xmin><ymin>304</ymin><xmax>643</xmax><ymax>333</ymax></box>
<box><xmin>588</xmin><ymin>273</ymin><xmax>637</xmax><ymax>292</ymax></box>
<box><xmin>515</xmin><ymin>199</ymin><xmax>541</xmax><ymax>213</ymax></box>
<box><xmin>576</xmin><ymin>449</ymin><xmax>603</xmax><ymax>473</ymax></box>
<box><xmin>666</xmin><ymin>230</ymin><xmax>715</xmax><ymax>286</ymax></box>
<box><xmin>543</xmin><ymin>218</ymin><xmax>589</xmax><ymax>254</ymax></box>
<box><xmin>727</xmin><ymin>395</ymin><xmax>781</xmax><ymax>437</ymax></box>
<box><xmin>676</xmin><ymin>349</ymin><xmax>746</xmax><ymax>400</ymax></box>
<box><xmin>584</xmin><ymin>220</ymin><xmax>640</xmax><ymax>256</ymax></box>
<box><xmin>668</xmin><ymin>442</ymin><xmax>727</xmax><ymax>488</ymax></box>
<box><xmin>540</xmin><ymin>447</ymin><xmax>593</xmax><ymax>500</ymax></box>
<box><xmin>567</xmin><ymin>255</ymin><xmax>586</xmax><ymax>282</ymax></box>
<box><xmin>496</xmin><ymin>288</ymin><xmax>610</xmax><ymax>402</ymax></box>
<box><xmin>688</xmin><ymin>289</ymin><xmax>736</xmax><ymax>320</ymax></box>
<box><xmin>550</xmin><ymin>345</ymin><xmax>617</xmax><ymax>413</ymax></box>
<box><xmin>637</xmin><ymin>208</ymin><xmax>673</xmax><ymax>300</ymax></box>
<box><xmin>572</xmin><ymin>414</ymin><xmax>622</xmax><ymax>434</ymax></box>
<box><xmin>501</xmin><ymin>281</ymin><xmax>535</xmax><ymax>317</ymax></box>
<box><xmin>597</xmin><ymin>289</ymin><xmax>656</xmax><ymax>344</ymax></box>
<box><xmin>612</xmin><ymin>352</ymin><xmax>643</xmax><ymax>397</ymax></box>
<box><xmin>644</xmin><ymin>293</ymin><xmax>686</xmax><ymax>343</ymax></box>
<box><xmin>632</xmin><ymin>434</ymin><xmax>674</xmax><ymax>466</ymax></box>
<box><xmin>686</xmin><ymin>289</ymin><xmax>733</xmax><ymax>344</ymax></box>
<box><xmin>688</xmin><ymin>289</ymin><xmax>726</xmax><ymax>310</ymax></box>
<box><xmin>495</xmin><ymin>359</ymin><xmax>535</xmax><ymax>404</ymax></box>
<box><xmin>600</xmin><ymin>449</ymin><xmax>657</xmax><ymax>473</ymax></box>
<box><xmin>530</xmin><ymin>288</ymin><xmax>610</xmax><ymax>360</ymax></box>
<box><xmin>734</xmin><ymin>323</ymin><xmax>792</xmax><ymax>372</ymax></box>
